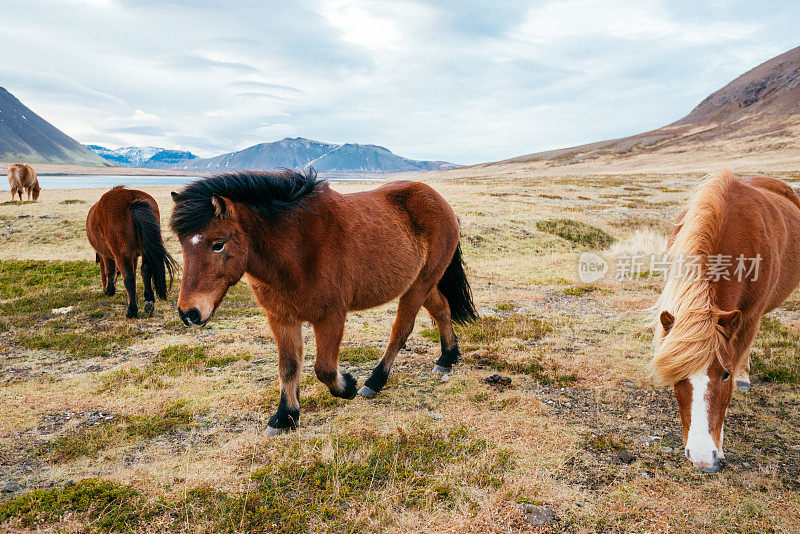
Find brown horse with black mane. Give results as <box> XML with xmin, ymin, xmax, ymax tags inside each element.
<box><xmin>7</xmin><ymin>164</ymin><xmax>40</xmax><ymax>201</ymax></box>
<box><xmin>86</xmin><ymin>187</ymin><xmax>177</xmax><ymax>318</ymax></box>
<box><xmin>652</xmin><ymin>169</ymin><xmax>800</xmax><ymax>473</ymax></box>
<box><xmin>170</xmin><ymin>169</ymin><xmax>478</xmax><ymax>435</ymax></box>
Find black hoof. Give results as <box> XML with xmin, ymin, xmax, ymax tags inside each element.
<box><xmin>104</xmin><ymin>287</ymin><xmax>116</xmax><ymax>297</ymax></box>
<box><xmin>267</xmin><ymin>409</ymin><xmax>299</xmax><ymax>433</ymax></box>
<box><xmin>126</xmin><ymin>308</ymin><xmax>138</xmax><ymax>319</ymax></box>
<box><xmin>358</xmin><ymin>385</ymin><xmax>377</xmax><ymax>399</ymax></box>
<box><xmin>435</xmin><ymin>342</ymin><xmax>461</xmax><ymax>371</ymax></box>
<box><xmin>332</xmin><ymin>373</ymin><xmax>358</xmax><ymax>400</ymax></box>
<box><xmin>144</xmin><ymin>301</ymin><xmax>155</xmax><ymax>315</ymax></box>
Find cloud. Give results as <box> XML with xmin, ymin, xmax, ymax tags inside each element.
<box><xmin>164</xmin><ymin>55</ymin><xmax>260</xmax><ymax>73</ymax></box>
<box><xmin>515</xmin><ymin>0</ymin><xmax>757</xmax><ymax>46</ymax></box>
<box><xmin>108</xmin><ymin>125</ymin><xmax>166</xmax><ymax>136</ymax></box>
<box><xmin>2</xmin><ymin>0</ymin><xmax>798</xmax><ymax>163</ymax></box>
<box><xmin>229</xmin><ymin>81</ymin><xmax>304</xmax><ymax>94</ymax></box>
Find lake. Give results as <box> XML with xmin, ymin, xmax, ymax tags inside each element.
<box><xmin>33</xmin><ymin>175</ymin><xmax>201</xmax><ymax>190</ymax></box>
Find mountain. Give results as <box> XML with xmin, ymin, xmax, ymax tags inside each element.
<box><xmin>176</xmin><ymin>137</ymin><xmax>457</xmax><ymax>174</ymax></box>
<box><xmin>491</xmin><ymin>46</ymin><xmax>800</xmax><ymax>173</ymax></box>
<box><xmin>308</xmin><ymin>143</ymin><xmax>454</xmax><ymax>172</ymax></box>
<box><xmin>88</xmin><ymin>145</ymin><xmax>198</xmax><ymax>168</ymax></box>
<box><xmin>0</xmin><ymin>86</ymin><xmax>108</xmax><ymax>166</ymax></box>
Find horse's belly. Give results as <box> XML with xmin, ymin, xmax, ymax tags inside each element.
<box><xmin>348</xmin><ymin>252</ymin><xmax>425</xmax><ymax>310</ymax></box>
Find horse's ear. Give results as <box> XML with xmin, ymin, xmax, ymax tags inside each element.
<box><xmin>211</xmin><ymin>195</ymin><xmax>226</xmax><ymax>218</ymax></box>
<box><xmin>171</xmin><ymin>192</ymin><xmax>179</xmax><ymax>202</ymax></box>
<box><xmin>717</xmin><ymin>309</ymin><xmax>742</xmax><ymax>340</ymax></box>
<box><xmin>660</xmin><ymin>311</ymin><xmax>674</xmax><ymax>333</ymax></box>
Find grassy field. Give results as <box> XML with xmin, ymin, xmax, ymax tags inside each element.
<box><xmin>1</xmin><ymin>174</ymin><xmax>799</xmax><ymax>532</ymax></box>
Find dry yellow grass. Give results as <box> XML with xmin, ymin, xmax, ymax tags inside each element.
<box><xmin>1</xmin><ymin>171</ymin><xmax>799</xmax><ymax>532</ymax></box>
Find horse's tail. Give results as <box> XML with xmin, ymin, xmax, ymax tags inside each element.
<box><xmin>130</xmin><ymin>200</ymin><xmax>178</xmax><ymax>300</ymax></box>
<box><xmin>438</xmin><ymin>242</ymin><xmax>479</xmax><ymax>325</ymax></box>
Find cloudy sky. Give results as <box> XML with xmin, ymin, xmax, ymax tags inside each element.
<box><xmin>2</xmin><ymin>0</ymin><xmax>798</xmax><ymax>164</ymax></box>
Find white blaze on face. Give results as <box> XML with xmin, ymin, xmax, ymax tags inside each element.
<box><xmin>685</xmin><ymin>370</ymin><xmax>720</xmax><ymax>468</ymax></box>
<box><xmin>190</xmin><ymin>234</ymin><xmax>202</xmax><ymax>246</ymax></box>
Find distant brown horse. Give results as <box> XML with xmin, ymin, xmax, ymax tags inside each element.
<box><xmin>652</xmin><ymin>169</ymin><xmax>800</xmax><ymax>473</ymax></box>
<box><xmin>7</xmin><ymin>164</ymin><xmax>40</xmax><ymax>201</ymax></box>
<box><xmin>170</xmin><ymin>169</ymin><xmax>478</xmax><ymax>435</ymax></box>
<box><xmin>86</xmin><ymin>187</ymin><xmax>177</xmax><ymax>318</ymax></box>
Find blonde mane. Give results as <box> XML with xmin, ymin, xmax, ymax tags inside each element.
<box><xmin>651</xmin><ymin>169</ymin><xmax>738</xmax><ymax>385</ymax></box>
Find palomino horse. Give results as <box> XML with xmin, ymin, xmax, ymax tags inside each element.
<box><xmin>7</xmin><ymin>164</ymin><xmax>40</xmax><ymax>201</ymax></box>
<box><xmin>170</xmin><ymin>169</ymin><xmax>478</xmax><ymax>435</ymax></box>
<box><xmin>86</xmin><ymin>187</ymin><xmax>177</xmax><ymax>318</ymax></box>
<box><xmin>652</xmin><ymin>169</ymin><xmax>800</xmax><ymax>472</ymax></box>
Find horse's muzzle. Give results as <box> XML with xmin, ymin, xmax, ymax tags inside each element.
<box><xmin>178</xmin><ymin>306</ymin><xmax>207</xmax><ymax>328</ymax></box>
<box><xmin>686</xmin><ymin>448</ymin><xmax>723</xmax><ymax>473</ymax></box>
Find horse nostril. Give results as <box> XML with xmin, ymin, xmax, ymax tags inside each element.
<box><xmin>186</xmin><ymin>308</ymin><xmax>202</xmax><ymax>324</ymax></box>
<box><xmin>712</xmin><ymin>450</ymin><xmax>718</xmax><ymax>462</ymax></box>
<box><xmin>177</xmin><ymin>307</ymin><xmax>190</xmax><ymax>326</ymax></box>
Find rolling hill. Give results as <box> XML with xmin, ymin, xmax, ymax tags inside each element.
<box><xmin>176</xmin><ymin>137</ymin><xmax>456</xmax><ymax>174</ymax></box>
<box><xmin>0</xmin><ymin>86</ymin><xmax>108</xmax><ymax>166</ymax></box>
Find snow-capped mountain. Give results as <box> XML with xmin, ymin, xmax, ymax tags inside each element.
<box><xmin>88</xmin><ymin>145</ymin><xmax>198</xmax><ymax>168</ymax></box>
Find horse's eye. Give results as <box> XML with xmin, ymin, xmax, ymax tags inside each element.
<box><xmin>211</xmin><ymin>242</ymin><xmax>225</xmax><ymax>252</ymax></box>
<box><xmin>721</xmin><ymin>371</ymin><xmax>731</xmax><ymax>381</ymax></box>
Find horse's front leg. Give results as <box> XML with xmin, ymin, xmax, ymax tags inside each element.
<box><xmin>265</xmin><ymin>317</ymin><xmax>304</xmax><ymax>436</ymax></box>
<box><xmin>734</xmin><ymin>319</ymin><xmax>759</xmax><ymax>392</ymax></box>
<box><xmin>313</xmin><ymin>313</ymin><xmax>357</xmax><ymax>399</ymax></box>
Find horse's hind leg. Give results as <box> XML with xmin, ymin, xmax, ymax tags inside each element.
<box><xmin>265</xmin><ymin>318</ymin><xmax>303</xmax><ymax>435</ymax></box>
<box><xmin>141</xmin><ymin>259</ymin><xmax>155</xmax><ymax>314</ymax></box>
<box><xmin>120</xmin><ymin>257</ymin><xmax>138</xmax><ymax>318</ymax></box>
<box><xmin>103</xmin><ymin>256</ymin><xmax>117</xmax><ymax>296</ymax></box>
<box><xmin>359</xmin><ymin>284</ymin><xmax>429</xmax><ymax>399</ymax></box>
<box><xmin>313</xmin><ymin>313</ymin><xmax>357</xmax><ymax>400</ymax></box>
<box><xmin>422</xmin><ymin>287</ymin><xmax>461</xmax><ymax>373</ymax></box>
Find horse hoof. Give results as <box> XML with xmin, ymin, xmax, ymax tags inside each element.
<box><xmin>358</xmin><ymin>386</ymin><xmax>377</xmax><ymax>399</ymax></box>
<box><xmin>126</xmin><ymin>309</ymin><xmax>138</xmax><ymax>319</ymax></box>
<box><xmin>263</xmin><ymin>426</ymin><xmax>292</xmax><ymax>437</ymax></box>
<box><xmin>735</xmin><ymin>380</ymin><xmax>751</xmax><ymax>392</ymax></box>
<box><xmin>432</xmin><ymin>364</ymin><xmax>451</xmax><ymax>374</ymax></box>
<box><xmin>144</xmin><ymin>301</ymin><xmax>155</xmax><ymax>314</ymax></box>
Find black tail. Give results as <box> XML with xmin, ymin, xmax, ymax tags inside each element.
<box><xmin>438</xmin><ymin>242</ymin><xmax>478</xmax><ymax>325</ymax></box>
<box><xmin>130</xmin><ymin>200</ymin><xmax>178</xmax><ymax>300</ymax></box>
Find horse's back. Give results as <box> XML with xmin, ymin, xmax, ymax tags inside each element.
<box><xmin>7</xmin><ymin>164</ymin><xmax>36</xmax><ymax>188</ymax></box>
<box><xmin>354</xmin><ymin>180</ymin><xmax>459</xmax><ymax>235</ymax></box>
<box><xmin>87</xmin><ymin>187</ymin><xmax>160</xmax><ymax>258</ymax></box>
<box><xmin>745</xmin><ymin>175</ymin><xmax>800</xmax><ymax>212</ymax></box>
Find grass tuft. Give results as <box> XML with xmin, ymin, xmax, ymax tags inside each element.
<box><xmin>339</xmin><ymin>345</ymin><xmax>383</xmax><ymax>363</ymax></box>
<box><xmin>536</xmin><ymin>218</ymin><xmax>615</xmax><ymax>249</ymax></box>
<box><xmin>752</xmin><ymin>317</ymin><xmax>800</xmax><ymax>383</ymax></box>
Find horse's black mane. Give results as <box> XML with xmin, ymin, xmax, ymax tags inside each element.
<box><xmin>170</xmin><ymin>168</ymin><xmax>324</xmax><ymax>236</ymax></box>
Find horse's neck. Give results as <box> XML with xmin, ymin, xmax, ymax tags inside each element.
<box><xmin>240</xmin><ymin>211</ymin><xmax>303</xmax><ymax>294</ymax></box>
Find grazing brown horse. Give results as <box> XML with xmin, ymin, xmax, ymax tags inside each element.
<box><xmin>652</xmin><ymin>169</ymin><xmax>800</xmax><ymax>473</ymax></box>
<box><xmin>86</xmin><ymin>187</ymin><xmax>177</xmax><ymax>318</ymax></box>
<box><xmin>170</xmin><ymin>169</ymin><xmax>478</xmax><ymax>435</ymax></box>
<box><xmin>7</xmin><ymin>164</ymin><xmax>40</xmax><ymax>201</ymax></box>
